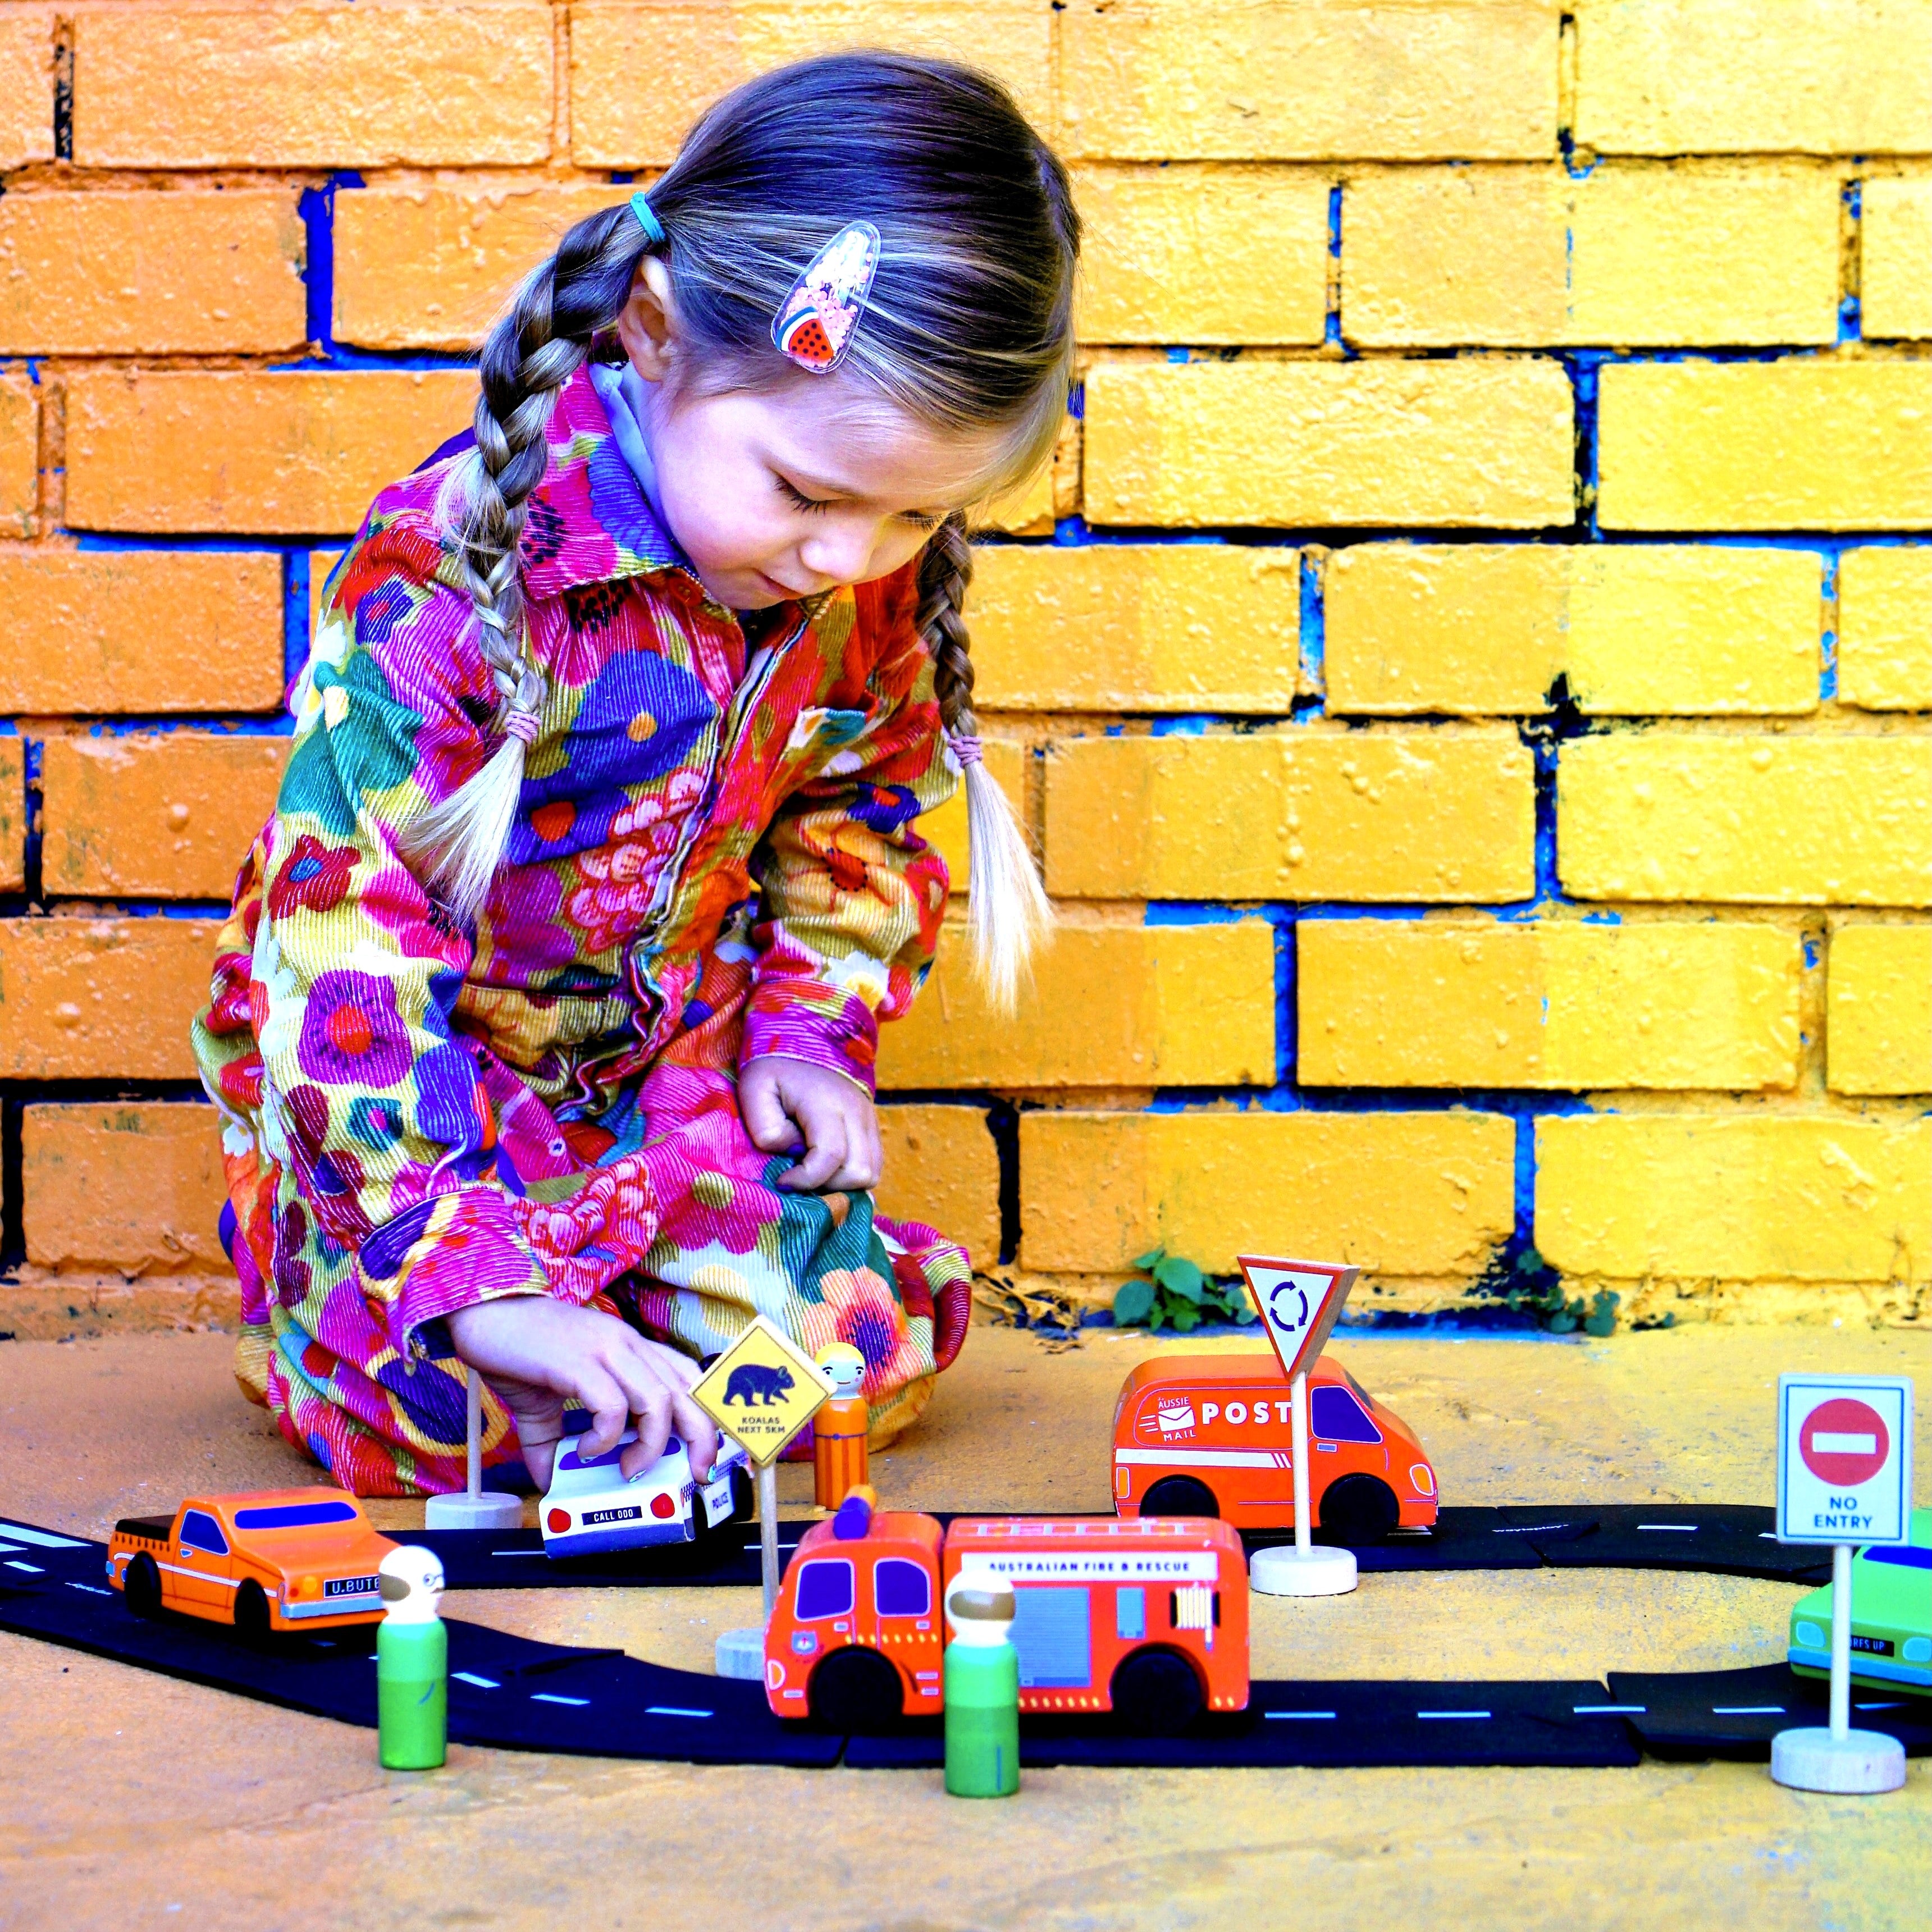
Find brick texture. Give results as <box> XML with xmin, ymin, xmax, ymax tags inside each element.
<box><xmin>40</xmin><ymin>734</ymin><xmax>289</xmax><ymax>899</ymax></box>
<box><xmin>1298</xmin><ymin>919</ymin><xmax>1800</xmax><ymax>1090</ymax></box>
<box><xmin>22</xmin><ymin>1103</ymin><xmax>233</xmax><ymax>1273</ymax></box>
<box><xmin>1837</xmin><ymin>547</ymin><xmax>1932</xmax><ymax>711</ymax></box>
<box><xmin>1085</xmin><ymin>359</ymin><xmax>1575</xmax><ymax>528</ymax></box>
<box><xmin>878</xmin><ymin>920</ymin><xmax>1276</xmax><ymax>1090</ymax></box>
<box><xmin>969</xmin><ymin>543</ymin><xmax>1302</xmax><ymax>713</ymax></box>
<box><xmin>64</xmin><ymin>371</ymin><xmax>476</xmax><ymax>534</ymax></box>
<box><xmin>0</xmin><ymin>738</ymin><xmax>24</xmax><ymax>892</ymax></box>
<box><xmin>1558</xmin><ymin>736</ymin><xmax>1932</xmax><ymax>907</ymax></box>
<box><xmin>71</xmin><ymin>2</ymin><xmax>557</xmax><ymax>167</ymax></box>
<box><xmin>0</xmin><ymin>373</ymin><xmax>36</xmax><ymax>536</ymax></box>
<box><xmin>1019</xmin><ymin>1108</ymin><xmax>1517</xmax><ymax>1276</ymax></box>
<box><xmin>1044</xmin><ymin>729</ymin><xmax>1536</xmax><ymax>902</ymax></box>
<box><xmin>1861</xmin><ymin>179</ymin><xmax>1932</xmax><ymax>342</ymax></box>
<box><xmin>875</xmin><ymin>1103</ymin><xmax>1001</xmax><ymax>1266</ymax></box>
<box><xmin>0</xmin><ymin>552</ymin><xmax>286</xmax><ymax>715</ymax></box>
<box><xmin>1536</xmin><ymin>1113</ymin><xmax>1932</xmax><ymax>1285</ymax></box>
<box><xmin>915</xmin><ymin>737</ymin><xmax>1024</xmax><ymax>896</ymax></box>
<box><xmin>0</xmin><ymin>10</ymin><xmax>53</xmax><ymax>168</ymax></box>
<box><xmin>1826</xmin><ymin>924</ymin><xmax>1932</xmax><ymax>1097</ymax></box>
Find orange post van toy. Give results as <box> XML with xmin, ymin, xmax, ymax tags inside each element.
<box><xmin>1112</xmin><ymin>1354</ymin><xmax>1438</xmax><ymax>1541</ymax></box>
<box><xmin>764</xmin><ymin>1492</ymin><xmax>1248</xmax><ymax>1735</ymax></box>
<box><xmin>107</xmin><ymin>1490</ymin><xmax>400</xmax><ymax>1636</ymax></box>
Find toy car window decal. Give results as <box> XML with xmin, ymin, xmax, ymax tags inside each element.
<box><xmin>1116</xmin><ymin>1585</ymin><xmax>1147</xmax><ymax>1641</ymax></box>
<box><xmin>1011</xmin><ymin>1586</ymin><xmax>1093</xmax><ymax>1689</ymax></box>
<box><xmin>179</xmin><ymin>1510</ymin><xmax>230</xmax><ymax>1555</ymax></box>
<box><xmin>794</xmin><ymin>1558</ymin><xmax>855</xmax><ymax>1621</ymax></box>
<box><xmin>873</xmin><ymin>1558</ymin><xmax>930</xmax><ymax>1619</ymax></box>
<box><xmin>231</xmin><ymin>1501</ymin><xmax>360</xmax><ymax>1529</ymax></box>
<box><xmin>1865</xmin><ymin>1546</ymin><xmax>1932</xmax><ymax>1570</ymax></box>
<box><xmin>1310</xmin><ymin>1386</ymin><xmax>1382</xmax><ymax>1445</ymax></box>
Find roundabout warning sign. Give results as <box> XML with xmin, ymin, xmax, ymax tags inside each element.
<box><xmin>1777</xmin><ymin>1375</ymin><xmax>1912</xmax><ymax>1546</ymax></box>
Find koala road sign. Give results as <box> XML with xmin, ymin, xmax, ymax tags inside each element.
<box><xmin>692</xmin><ymin>1316</ymin><xmax>834</xmax><ymax>1467</ymax></box>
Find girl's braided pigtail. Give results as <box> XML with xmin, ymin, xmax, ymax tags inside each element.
<box><xmin>919</xmin><ymin>513</ymin><xmax>1051</xmax><ymax>1010</ymax></box>
<box><xmin>403</xmin><ymin>203</ymin><xmax>654</xmax><ymax>921</ymax></box>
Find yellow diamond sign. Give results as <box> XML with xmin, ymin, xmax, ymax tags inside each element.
<box><xmin>692</xmin><ymin>1316</ymin><xmax>834</xmax><ymax>1467</ymax></box>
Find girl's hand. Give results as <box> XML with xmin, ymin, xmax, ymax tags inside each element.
<box><xmin>739</xmin><ymin>1055</ymin><xmax>883</xmax><ymax>1193</ymax></box>
<box><xmin>446</xmin><ymin>1296</ymin><xmax>720</xmax><ymax>1491</ymax></box>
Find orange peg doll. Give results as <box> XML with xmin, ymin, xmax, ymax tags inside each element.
<box><xmin>813</xmin><ymin>1343</ymin><xmax>870</xmax><ymax>1509</ymax></box>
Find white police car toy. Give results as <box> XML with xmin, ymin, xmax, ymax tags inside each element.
<box><xmin>540</xmin><ymin>1429</ymin><xmax>751</xmax><ymax>1559</ymax></box>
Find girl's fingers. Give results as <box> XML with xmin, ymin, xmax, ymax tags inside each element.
<box><xmin>670</xmin><ymin>1390</ymin><xmax>723</xmax><ymax>1483</ymax></box>
<box><xmin>739</xmin><ymin>1069</ymin><xmax>801</xmax><ymax>1154</ymax></box>
<box><xmin>849</xmin><ymin>1100</ymin><xmax>884</xmax><ymax>1191</ymax></box>
<box><xmin>610</xmin><ymin>1357</ymin><xmax>678</xmax><ymax>1476</ymax></box>
<box><xmin>574</xmin><ymin>1362</ymin><xmax>637</xmax><ymax>1460</ymax></box>
<box><xmin>781</xmin><ymin>1107</ymin><xmax>847</xmax><ymax>1191</ymax></box>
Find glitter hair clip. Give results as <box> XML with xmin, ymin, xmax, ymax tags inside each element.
<box><xmin>771</xmin><ymin>221</ymin><xmax>880</xmax><ymax>375</ymax></box>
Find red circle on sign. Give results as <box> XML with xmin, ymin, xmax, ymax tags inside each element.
<box><xmin>1799</xmin><ymin>1397</ymin><xmax>1889</xmax><ymax>1486</ymax></box>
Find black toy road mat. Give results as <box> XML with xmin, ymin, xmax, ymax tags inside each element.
<box><xmin>1609</xmin><ymin>1663</ymin><xmax>1932</xmax><ymax>1761</ymax></box>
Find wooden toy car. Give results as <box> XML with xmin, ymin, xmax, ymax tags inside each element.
<box><xmin>764</xmin><ymin>1496</ymin><xmax>1248</xmax><ymax>1735</ymax></box>
<box><xmin>1788</xmin><ymin>1506</ymin><xmax>1932</xmax><ymax>1697</ymax></box>
<box><xmin>540</xmin><ymin>1429</ymin><xmax>752</xmax><ymax>1559</ymax></box>
<box><xmin>1112</xmin><ymin>1352</ymin><xmax>1438</xmax><ymax>1541</ymax></box>
<box><xmin>107</xmin><ymin>1490</ymin><xmax>399</xmax><ymax>1636</ymax></box>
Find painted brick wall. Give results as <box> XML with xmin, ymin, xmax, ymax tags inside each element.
<box><xmin>1</xmin><ymin>1</ymin><xmax>1929</xmax><ymax>1340</ymax></box>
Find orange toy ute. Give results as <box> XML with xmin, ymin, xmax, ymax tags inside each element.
<box><xmin>1112</xmin><ymin>1353</ymin><xmax>1438</xmax><ymax>1540</ymax></box>
<box><xmin>107</xmin><ymin>1490</ymin><xmax>399</xmax><ymax>1636</ymax></box>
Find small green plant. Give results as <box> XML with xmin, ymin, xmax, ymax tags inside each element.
<box><xmin>1112</xmin><ymin>1248</ymin><xmax>1258</xmax><ymax>1332</ymax></box>
<box><xmin>1502</xmin><ymin>1249</ymin><xmax>1619</xmax><ymax>1336</ymax></box>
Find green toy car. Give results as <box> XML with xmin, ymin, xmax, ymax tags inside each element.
<box><xmin>1787</xmin><ymin>1506</ymin><xmax>1932</xmax><ymax>1696</ymax></box>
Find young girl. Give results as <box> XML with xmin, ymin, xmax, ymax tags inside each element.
<box><xmin>193</xmin><ymin>53</ymin><xmax>1078</xmax><ymax>1497</ymax></box>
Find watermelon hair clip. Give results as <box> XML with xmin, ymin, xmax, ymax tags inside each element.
<box><xmin>771</xmin><ymin>221</ymin><xmax>880</xmax><ymax>375</ymax></box>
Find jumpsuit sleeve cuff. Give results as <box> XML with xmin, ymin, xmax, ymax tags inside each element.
<box><xmin>357</xmin><ymin>1186</ymin><xmax>551</xmax><ymax>1359</ymax></box>
<box><xmin>740</xmin><ymin>984</ymin><xmax>880</xmax><ymax>1097</ymax></box>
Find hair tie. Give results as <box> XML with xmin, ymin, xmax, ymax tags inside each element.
<box><xmin>947</xmin><ymin>730</ymin><xmax>984</xmax><ymax>770</ymax></box>
<box><xmin>629</xmin><ymin>191</ymin><xmax>665</xmax><ymax>249</ymax></box>
<box><xmin>501</xmin><ymin>707</ymin><xmax>542</xmax><ymax>746</ymax></box>
<box><xmin>773</xmin><ymin>221</ymin><xmax>880</xmax><ymax>374</ymax></box>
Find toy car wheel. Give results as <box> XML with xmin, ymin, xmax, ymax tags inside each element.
<box><xmin>123</xmin><ymin>1552</ymin><xmax>163</xmax><ymax>1619</ymax></box>
<box><xmin>807</xmin><ymin>1646</ymin><xmax>904</xmax><ymax>1732</ymax></box>
<box><xmin>1318</xmin><ymin>1473</ymin><xmax>1400</xmax><ymax>1543</ymax></box>
<box><xmin>1111</xmin><ymin>1647</ymin><xmax>1204</xmax><ymax>1737</ymax></box>
<box><xmin>1139</xmin><ymin>1475</ymin><xmax>1219</xmax><ymax>1519</ymax></box>
<box><xmin>233</xmin><ymin>1578</ymin><xmax>272</xmax><ymax>1640</ymax></box>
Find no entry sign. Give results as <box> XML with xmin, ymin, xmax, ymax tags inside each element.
<box><xmin>1777</xmin><ymin>1375</ymin><xmax>1913</xmax><ymax>1546</ymax></box>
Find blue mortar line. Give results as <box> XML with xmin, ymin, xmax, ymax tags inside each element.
<box><xmin>1840</xmin><ymin>179</ymin><xmax>1863</xmax><ymax>344</ymax></box>
<box><xmin>1324</xmin><ymin>184</ymin><xmax>1344</xmax><ymax>350</ymax></box>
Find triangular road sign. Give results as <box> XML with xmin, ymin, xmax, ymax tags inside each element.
<box><xmin>1236</xmin><ymin>1255</ymin><xmax>1359</xmax><ymax>1382</ymax></box>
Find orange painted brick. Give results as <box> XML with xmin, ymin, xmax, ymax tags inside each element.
<box><xmin>0</xmin><ymin>738</ymin><xmax>23</xmax><ymax>893</ymax></box>
<box><xmin>22</xmin><ymin>1103</ymin><xmax>232</xmax><ymax>1274</ymax></box>
<box><xmin>1018</xmin><ymin>1108</ymin><xmax>1516</xmax><ymax>1276</ymax></box>
<box><xmin>40</xmin><ymin>734</ymin><xmax>289</xmax><ymax>900</ymax></box>
<box><xmin>1084</xmin><ymin>359</ymin><xmax>1575</xmax><ymax>528</ymax></box>
<box><xmin>1860</xmin><ymin>179</ymin><xmax>1932</xmax><ymax>342</ymax></box>
<box><xmin>1836</xmin><ymin>547</ymin><xmax>1932</xmax><ymax>711</ymax></box>
<box><xmin>1059</xmin><ymin>0</ymin><xmax>1558</xmax><ymax>162</ymax></box>
<box><xmin>0</xmin><ymin>917</ymin><xmax>220</xmax><ymax>1080</ymax></box>
<box><xmin>879</xmin><ymin>920</ymin><xmax>1276</xmax><ymax>1089</ymax></box>
<box><xmin>71</xmin><ymin>3</ymin><xmax>555</xmax><ymax>167</ymax></box>
<box><xmin>0</xmin><ymin>552</ymin><xmax>285</xmax><ymax>714</ymax></box>
<box><xmin>64</xmin><ymin>370</ymin><xmax>476</xmax><ymax>535</ymax></box>
<box><xmin>0</xmin><ymin>10</ymin><xmax>54</xmax><ymax>167</ymax></box>
<box><xmin>570</xmin><ymin>1</ymin><xmax>1052</xmax><ymax>167</ymax></box>
<box><xmin>1826</xmin><ymin>924</ymin><xmax>1932</xmax><ymax>1097</ymax></box>
<box><xmin>1298</xmin><ymin>919</ymin><xmax>1800</xmax><ymax>1091</ymax></box>
<box><xmin>0</xmin><ymin>191</ymin><xmax>307</xmax><ymax>357</ymax></box>
<box><xmin>1072</xmin><ymin>165</ymin><xmax>1330</xmax><ymax>344</ymax></box>
<box><xmin>1558</xmin><ymin>735</ymin><xmax>1932</xmax><ymax>907</ymax></box>
<box><xmin>968</xmin><ymin>543</ymin><xmax>1301</xmax><ymax>712</ymax></box>
<box><xmin>335</xmin><ymin>182</ymin><xmax>627</xmax><ymax>352</ymax></box>
<box><xmin>1045</xmin><ymin>729</ymin><xmax>1536</xmax><ymax>902</ymax></box>
<box><xmin>875</xmin><ymin>1103</ymin><xmax>1000</xmax><ymax>1265</ymax></box>
<box><xmin>0</xmin><ymin>373</ymin><xmax>36</xmax><ymax>536</ymax></box>
<box><xmin>918</xmin><ymin>737</ymin><xmax>1024</xmax><ymax>896</ymax></box>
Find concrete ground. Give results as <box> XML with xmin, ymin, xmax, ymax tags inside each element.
<box><xmin>1</xmin><ymin>1321</ymin><xmax>1926</xmax><ymax>1930</ymax></box>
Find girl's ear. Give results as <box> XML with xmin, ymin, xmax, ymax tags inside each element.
<box><xmin>616</xmin><ymin>255</ymin><xmax>680</xmax><ymax>382</ymax></box>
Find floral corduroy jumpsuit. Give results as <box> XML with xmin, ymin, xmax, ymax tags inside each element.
<box><xmin>193</xmin><ymin>367</ymin><xmax>971</xmax><ymax>1497</ymax></box>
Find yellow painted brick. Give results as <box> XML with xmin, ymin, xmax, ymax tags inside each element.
<box><xmin>0</xmin><ymin>191</ymin><xmax>307</xmax><ymax>357</ymax></box>
<box><xmin>570</xmin><ymin>1</ymin><xmax>1052</xmax><ymax>167</ymax></box>
<box><xmin>0</xmin><ymin>739</ymin><xmax>23</xmax><ymax>893</ymax></box>
<box><xmin>41</xmin><ymin>734</ymin><xmax>289</xmax><ymax>901</ymax></box>
<box><xmin>1</xmin><ymin>373</ymin><xmax>36</xmax><ymax>536</ymax></box>
<box><xmin>1575</xmin><ymin>0</ymin><xmax>1932</xmax><ymax>157</ymax></box>
<box><xmin>1597</xmin><ymin>363</ymin><xmax>1932</xmax><ymax>532</ymax></box>
<box><xmin>1299</xmin><ymin>919</ymin><xmax>1801</xmax><ymax>1090</ymax></box>
<box><xmin>0</xmin><ymin>917</ymin><xmax>220</xmax><ymax>1080</ymax></box>
<box><xmin>1536</xmin><ymin>1113</ymin><xmax>1932</xmax><ymax>1285</ymax></box>
<box><xmin>1861</xmin><ymin>179</ymin><xmax>1932</xmax><ymax>342</ymax></box>
<box><xmin>71</xmin><ymin>3</ymin><xmax>555</xmax><ymax>167</ymax></box>
<box><xmin>0</xmin><ymin>10</ymin><xmax>54</xmax><ymax>167</ymax></box>
<box><xmin>311</xmin><ymin>549</ymin><xmax>348</xmax><ymax>642</ymax></box>
<box><xmin>1827</xmin><ymin>924</ymin><xmax>1932</xmax><ymax>1096</ymax></box>
<box><xmin>1059</xmin><ymin>0</ymin><xmax>1558</xmax><ymax>162</ymax></box>
<box><xmin>1838</xmin><ymin>546</ymin><xmax>1932</xmax><ymax>710</ymax></box>
<box><xmin>1045</xmin><ymin>728</ymin><xmax>1535</xmax><ymax>902</ymax></box>
<box><xmin>65</xmin><ymin>371</ymin><xmax>476</xmax><ymax>535</ymax></box>
<box><xmin>1072</xmin><ymin>165</ymin><xmax>1330</xmax><ymax>344</ymax></box>
<box><xmin>874</xmin><ymin>1103</ymin><xmax>1001</xmax><ymax>1266</ymax></box>
<box><xmin>880</xmin><ymin>920</ymin><xmax>1276</xmax><ymax>1089</ymax></box>
<box><xmin>1085</xmin><ymin>360</ymin><xmax>1575</xmax><ymax>528</ymax></box>
<box><xmin>1558</xmin><ymin>734</ymin><xmax>1932</xmax><ymax>906</ymax></box>
<box><xmin>335</xmin><ymin>183</ymin><xmax>625</xmax><ymax>353</ymax></box>
<box><xmin>22</xmin><ymin>1103</ymin><xmax>231</xmax><ymax>1274</ymax></box>
<box><xmin>969</xmin><ymin>543</ymin><xmax>1301</xmax><ymax>712</ymax></box>
<box><xmin>1019</xmin><ymin>1108</ymin><xmax>1516</xmax><ymax>1275</ymax></box>
<box><xmin>0</xmin><ymin>552</ymin><xmax>285</xmax><ymax>714</ymax></box>
<box><xmin>1343</xmin><ymin>165</ymin><xmax>1839</xmax><ymax>348</ymax></box>
<box><xmin>979</xmin><ymin>462</ymin><xmax>1056</xmax><ymax>538</ymax></box>
<box><xmin>917</xmin><ymin>737</ymin><xmax>1024</xmax><ymax>897</ymax></box>
<box><xmin>1325</xmin><ymin>543</ymin><xmax>1820</xmax><ymax>716</ymax></box>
